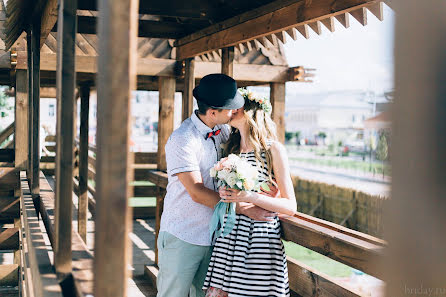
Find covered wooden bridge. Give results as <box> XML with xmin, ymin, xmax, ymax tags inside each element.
<box><xmin>1</xmin><ymin>0</ymin><xmax>445</xmax><ymax>296</ymax></box>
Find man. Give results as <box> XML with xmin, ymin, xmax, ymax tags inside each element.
<box><xmin>157</xmin><ymin>74</ymin><xmax>275</xmax><ymax>297</ymax></box>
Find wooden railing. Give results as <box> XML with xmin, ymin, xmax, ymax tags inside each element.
<box><xmin>19</xmin><ymin>170</ymin><xmax>93</xmax><ymax>296</ymax></box>
<box><xmin>145</xmin><ymin>169</ymin><xmax>387</xmax><ymax>297</ymax></box>
<box><xmin>72</xmin><ymin>141</ymin><xmax>158</xmax><ymax>218</ymax></box>
<box><xmin>0</xmin><ymin>122</ymin><xmax>14</xmax><ymax>147</ymax></box>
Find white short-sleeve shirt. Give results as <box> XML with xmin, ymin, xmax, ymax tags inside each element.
<box><xmin>160</xmin><ymin>110</ymin><xmax>230</xmax><ymax>246</ymax></box>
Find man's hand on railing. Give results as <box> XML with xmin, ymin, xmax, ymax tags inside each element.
<box><xmin>236</xmin><ymin>202</ymin><xmax>276</xmax><ymax>222</ymax></box>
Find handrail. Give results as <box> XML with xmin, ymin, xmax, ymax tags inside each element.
<box><xmin>145</xmin><ymin>168</ymin><xmax>386</xmax><ymax>296</ymax></box>
<box><xmin>0</xmin><ymin>122</ymin><xmax>14</xmax><ymax>146</ymax></box>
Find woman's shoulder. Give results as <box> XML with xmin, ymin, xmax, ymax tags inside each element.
<box><xmin>267</xmin><ymin>140</ymin><xmax>287</xmax><ymax>157</ymax></box>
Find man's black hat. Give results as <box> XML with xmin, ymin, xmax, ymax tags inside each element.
<box><xmin>193</xmin><ymin>73</ymin><xmax>244</xmax><ymax>109</ymax></box>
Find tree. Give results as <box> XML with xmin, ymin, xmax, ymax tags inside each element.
<box><xmin>376</xmin><ymin>132</ymin><xmax>389</xmax><ymax>178</ymax></box>
<box><xmin>0</xmin><ymin>89</ymin><xmax>13</xmax><ymax>118</ymax></box>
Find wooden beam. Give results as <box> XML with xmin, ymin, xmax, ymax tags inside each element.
<box><xmin>20</xmin><ymin>171</ymin><xmax>63</xmax><ymax>297</ymax></box>
<box><xmin>15</xmin><ymin>70</ymin><xmax>28</xmax><ymax>170</ymax></box>
<box><xmin>295</xmin><ymin>25</ymin><xmax>310</xmax><ymax>39</ymax></box>
<box><xmin>155</xmin><ymin>77</ymin><xmax>174</xmax><ymax>264</ymax></box>
<box><xmin>335</xmin><ymin>12</ymin><xmax>350</xmax><ymax>28</ymax></box>
<box><xmin>157</xmin><ymin>77</ymin><xmax>175</xmax><ymax>171</ymax></box>
<box><xmin>321</xmin><ymin>17</ymin><xmax>335</xmax><ymax>32</ymax></box>
<box><xmin>367</xmin><ymin>1</ymin><xmax>384</xmax><ymax>21</ymax></box>
<box><xmin>77</xmin><ymin>0</ymin><xmax>215</xmax><ymax>19</ymax></box>
<box><xmin>31</xmin><ymin>21</ymin><xmax>41</xmax><ymax>198</ymax></box>
<box><xmin>221</xmin><ymin>47</ymin><xmax>234</xmax><ymax>77</ymax></box>
<box><xmin>270</xmin><ymin>82</ymin><xmax>285</xmax><ymax>143</ymax></box>
<box><xmin>78</xmin><ymin>85</ymin><xmax>89</xmax><ymax>243</ymax></box>
<box><xmin>54</xmin><ymin>0</ymin><xmax>77</xmax><ymax>275</ymax></box>
<box><xmin>308</xmin><ymin>21</ymin><xmax>322</xmax><ymax>35</ymax></box>
<box><xmin>386</xmin><ymin>2</ymin><xmax>446</xmax><ymax>295</ymax></box>
<box><xmin>94</xmin><ymin>0</ymin><xmax>139</xmax><ymax>295</ymax></box>
<box><xmin>350</xmin><ymin>7</ymin><xmax>367</xmax><ymax>26</ymax></box>
<box><xmin>0</xmin><ymin>227</ymin><xmax>19</xmax><ymax>250</ymax></box>
<box><xmin>52</xmin><ymin>16</ymin><xmax>193</xmax><ymax>39</ymax></box>
<box><xmin>281</xmin><ymin>213</ymin><xmax>385</xmax><ymax>279</ymax></box>
<box><xmin>182</xmin><ymin>58</ymin><xmax>195</xmax><ymax>121</ymax></box>
<box><xmin>0</xmin><ymin>264</ymin><xmax>18</xmax><ymax>286</ymax></box>
<box><xmin>27</xmin><ymin>32</ymin><xmax>33</xmax><ymax>183</ymax></box>
<box><xmin>287</xmin><ymin>257</ymin><xmax>363</xmax><ymax>297</ymax></box>
<box><xmin>16</xmin><ymin>53</ymin><xmax>297</xmax><ymax>83</ymax></box>
<box><xmin>40</xmin><ymin>0</ymin><xmax>58</xmax><ymax>49</ymax></box>
<box><xmin>176</xmin><ymin>0</ymin><xmax>380</xmax><ymax>59</ymax></box>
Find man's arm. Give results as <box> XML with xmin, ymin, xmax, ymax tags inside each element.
<box><xmin>177</xmin><ymin>171</ymin><xmax>220</xmax><ymax>209</ymax></box>
<box><xmin>236</xmin><ymin>202</ymin><xmax>276</xmax><ymax>221</ymax></box>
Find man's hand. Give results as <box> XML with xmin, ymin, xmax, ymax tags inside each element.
<box><xmin>236</xmin><ymin>202</ymin><xmax>276</xmax><ymax>221</ymax></box>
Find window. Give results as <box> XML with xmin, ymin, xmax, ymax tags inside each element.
<box><xmin>49</xmin><ymin>104</ymin><xmax>55</xmax><ymax>117</ymax></box>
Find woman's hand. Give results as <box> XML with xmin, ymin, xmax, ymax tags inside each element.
<box><xmin>219</xmin><ymin>187</ymin><xmax>254</xmax><ymax>203</ymax></box>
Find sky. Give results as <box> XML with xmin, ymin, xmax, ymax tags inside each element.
<box><xmin>282</xmin><ymin>4</ymin><xmax>395</xmax><ymax>95</ymax></box>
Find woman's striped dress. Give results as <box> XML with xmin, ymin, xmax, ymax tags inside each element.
<box><xmin>203</xmin><ymin>151</ymin><xmax>290</xmax><ymax>297</ymax></box>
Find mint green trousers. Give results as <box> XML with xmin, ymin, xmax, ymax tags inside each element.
<box><xmin>156</xmin><ymin>231</ymin><xmax>212</xmax><ymax>297</ymax></box>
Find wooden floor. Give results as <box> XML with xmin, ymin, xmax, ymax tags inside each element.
<box><xmin>47</xmin><ymin>175</ymin><xmax>158</xmax><ymax>297</ymax></box>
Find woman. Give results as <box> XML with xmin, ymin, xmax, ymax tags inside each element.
<box><xmin>203</xmin><ymin>90</ymin><xmax>297</xmax><ymax>297</ymax></box>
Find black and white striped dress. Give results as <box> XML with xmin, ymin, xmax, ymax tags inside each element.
<box><xmin>203</xmin><ymin>151</ymin><xmax>290</xmax><ymax>297</ymax></box>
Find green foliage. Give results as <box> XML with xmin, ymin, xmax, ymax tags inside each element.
<box><xmin>318</xmin><ymin>131</ymin><xmax>327</xmax><ymax>139</ymax></box>
<box><xmin>0</xmin><ymin>89</ymin><xmax>13</xmax><ymax>118</ymax></box>
<box><xmin>285</xmin><ymin>131</ymin><xmax>294</xmax><ymax>142</ymax></box>
<box><xmin>376</xmin><ymin>132</ymin><xmax>388</xmax><ymax>161</ymax></box>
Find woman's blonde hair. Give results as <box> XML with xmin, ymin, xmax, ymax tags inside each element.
<box><xmin>224</xmin><ymin>96</ymin><xmax>278</xmax><ymax>185</ymax></box>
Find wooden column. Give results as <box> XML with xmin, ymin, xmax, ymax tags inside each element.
<box><xmin>31</xmin><ymin>21</ymin><xmax>40</xmax><ymax>197</ymax></box>
<box><xmin>384</xmin><ymin>2</ymin><xmax>446</xmax><ymax>296</ymax></box>
<box><xmin>270</xmin><ymin>82</ymin><xmax>286</xmax><ymax>143</ymax></box>
<box><xmin>182</xmin><ymin>57</ymin><xmax>195</xmax><ymax>121</ymax></box>
<box><xmin>155</xmin><ymin>77</ymin><xmax>175</xmax><ymax>265</ymax></box>
<box><xmin>94</xmin><ymin>0</ymin><xmax>139</xmax><ymax>295</ymax></box>
<box><xmin>222</xmin><ymin>46</ymin><xmax>234</xmax><ymax>77</ymax></box>
<box><xmin>54</xmin><ymin>0</ymin><xmax>77</xmax><ymax>275</ymax></box>
<box><xmin>15</xmin><ymin>70</ymin><xmax>28</xmax><ymax>170</ymax></box>
<box><xmin>26</xmin><ymin>32</ymin><xmax>33</xmax><ymax>182</ymax></box>
<box><xmin>78</xmin><ymin>85</ymin><xmax>90</xmax><ymax>243</ymax></box>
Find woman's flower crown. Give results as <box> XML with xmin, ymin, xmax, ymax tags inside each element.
<box><xmin>238</xmin><ymin>88</ymin><xmax>272</xmax><ymax>114</ymax></box>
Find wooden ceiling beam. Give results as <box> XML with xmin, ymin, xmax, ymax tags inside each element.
<box><xmin>51</xmin><ymin>16</ymin><xmax>190</xmax><ymax>39</ymax></box>
<box><xmin>176</xmin><ymin>0</ymin><xmax>382</xmax><ymax>60</ymax></box>
<box><xmin>77</xmin><ymin>0</ymin><xmax>214</xmax><ymax>19</ymax></box>
<box><xmin>15</xmin><ymin>51</ymin><xmax>298</xmax><ymax>83</ymax></box>
<box><xmin>39</xmin><ymin>0</ymin><xmax>58</xmax><ymax>49</ymax></box>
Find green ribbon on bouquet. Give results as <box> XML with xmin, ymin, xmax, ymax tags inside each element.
<box><xmin>209</xmin><ymin>201</ymin><xmax>236</xmax><ymax>244</ymax></box>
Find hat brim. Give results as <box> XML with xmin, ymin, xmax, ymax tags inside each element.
<box><xmin>213</xmin><ymin>91</ymin><xmax>245</xmax><ymax>110</ymax></box>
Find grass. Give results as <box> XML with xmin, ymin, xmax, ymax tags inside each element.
<box><xmin>289</xmin><ymin>156</ymin><xmax>391</xmax><ymax>177</ymax></box>
<box><xmin>129</xmin><ymin>197</ymin><xmax>156</xmax><ymax>207</ymax></box>
<box><xmin>283</xmin><ymin>241</ymin><xmax>353</xmax><ymax>278</ymax></box>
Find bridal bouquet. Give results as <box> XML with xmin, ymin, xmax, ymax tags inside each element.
<box><xmin>209</xmin><ymin>154</ymin><xmax>269</xmax><ymax>243</ymax></box>
<box><xmin>210</xmin><ymin>154</ymin><xmax>260</xmax><ymax>191</ymax></box>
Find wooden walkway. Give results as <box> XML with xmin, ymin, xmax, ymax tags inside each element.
<box><xmin>46</xmin><ymin>175</ymin><xmax>157</xmax><ymax>297</ymax></box>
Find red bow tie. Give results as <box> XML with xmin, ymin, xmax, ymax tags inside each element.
<box><xmin>206</xmin><ymin>129</ymin><xmax>221</xmax><ymax>140</ymax></box>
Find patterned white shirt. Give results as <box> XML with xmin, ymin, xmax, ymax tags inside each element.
<box><xmin>160</xmin><ymin>110</ymin><xmax>230</xmax><ymax>246</ymax></box>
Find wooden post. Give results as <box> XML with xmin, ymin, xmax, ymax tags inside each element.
<box><xmin>26</xmin><ymin>31</ymin><xmax>33</xmax><ymax>183</ymax></box>
<box><xmin>222</xmin><ymin>46</ymin><xmax>234</xmax><ymax>77</ymax></box>
<box><xmin>155</xmin><ymin>77</ymin><xmax>175</xmax><ymax>265</ymax></box>
<box><xmin>78</xmin><ymin>85</ymin><xmax>90</xmax><ymax>243</ymax></box>
<box><xmin>94</xmin><ymin>0</ymin><xmax>139</xmax><ymax>295</ymax></box>
<box><xmin>384</xmin><ymin>2</ymin><xmax>446</xmax><ymax>296</ymax></box>
<box><xmin>54</xmin><ymin>0</ymin><xmax>77</xmax><ymax>275</ymax></box>
<box><xmin>182</xmin><ymin>57</ymin><xmax>195</xmax><ymax>121</ymax></box>
<box><xmin>31</xmin><ymin>21</ymin><xmax>41</xmax><ymax>198</ymax></box>
<box><xmin>270</xmin><ymin>82</ymin><xmax>286</xmax><ymax>143</ymax></box>
<box><xmin>157</xmin><ymin>77</ymin><xmax>175</xmax><ymax>171</ymax></box>
<box><xmin>15</xmin><ymin>70</ymin><xmax>28</xmax><ymax>170</ymax></box>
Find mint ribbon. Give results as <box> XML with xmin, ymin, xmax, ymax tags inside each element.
<box><xmin>209</xmin><ymin>201</ymin><xmax>236</xmax><ymax>244</ymax></box>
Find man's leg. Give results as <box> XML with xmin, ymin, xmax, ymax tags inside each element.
<box><xmin>190</xmin><ymin>245</ymin><xmax>212</xmax><ymax>297</ymax></box>
<box><xmin>157</xmin><ymin>232</ymin><xmax>209</xmax><ymax>297</ymax></box>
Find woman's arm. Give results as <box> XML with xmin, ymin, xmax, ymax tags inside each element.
<box><xmin>220</xmin><ymin>141</ymin><xmax>297</xmax><ymax>216</ymax></box>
